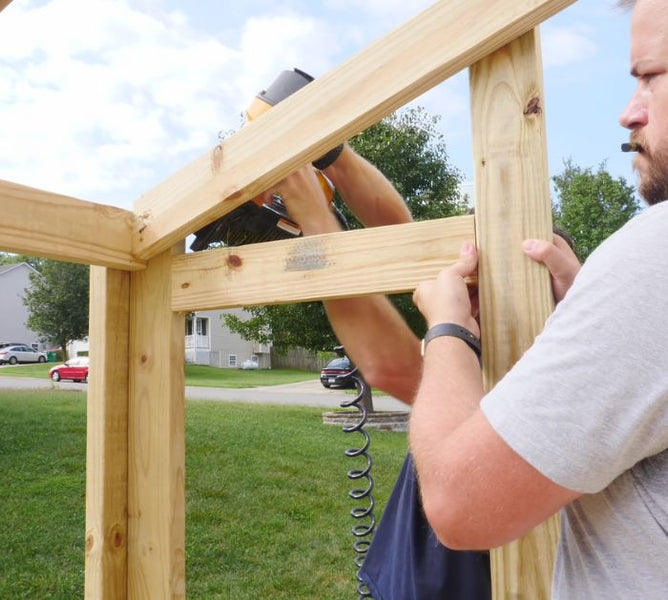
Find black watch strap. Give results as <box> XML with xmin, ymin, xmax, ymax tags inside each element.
<box><xmin>421</xmin><ymin>323</ymin><xmax>481</xmax><ymax>359</ymax></box>
<box><xmin>312</xmin><ymin>143</ymin><xmax>344</xmax><ymax>170</ymax></box>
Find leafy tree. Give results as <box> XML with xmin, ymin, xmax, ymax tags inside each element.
<box><xmin>23</xmin><ymin>260</ymin><xmax>89</xmax><ymax>357</ymax></box>
<box><xmin>342</xmin><ymin>107</ymin><xmax>467</xmax><ymax>224</ymax></box>
<box><xmin>553</xmin><ymin>159</ymin><xmax>640</xmax><ymax>261</ymax></box>
<box><xmin>0</xmin><ymin>252</ymin><xmax>44</xmax><ymax>270</ymax></box>
<box><xmin>225</xmin><ymin>107</ymin><xmax>467</xmax><ymax>353</ymax></box>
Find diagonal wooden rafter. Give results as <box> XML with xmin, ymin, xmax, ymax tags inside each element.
<box><xmin>0</xmin><ymin>1</ymin><xmax>13</xmax><ymax>14</ymax></box>
<box><xmin>132</xmin><ymin>0</ymin><xmax>575</xmax><ymax>262</ymax></box>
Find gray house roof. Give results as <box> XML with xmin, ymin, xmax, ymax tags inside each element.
<box><xmin>0</xmin><ymin>262</ymin><xmax>38</xmax><ymax>276</ymax></box>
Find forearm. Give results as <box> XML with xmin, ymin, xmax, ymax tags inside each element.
<box><xmin>410</xmin><ymin>337</ymin><xmax>484</xmax><ymax>460</ymax></box>
<box><xmin>324</xmin><ymin>295</ymin><xmax>422</xmax><ymax>404</ymax></box>
<box><xmin>272</xmin><ymin>158</ymin><xmax>419</xmax><ymax>401</ymax></box>
<box><xmin>323</xmin><ymin>144</ymin><xmax>412</xmax><ymax>227</ymax></box>
<box><xmin>409</xmin><ymin>337</ymin><xmax>485</xmax><ymax>542</ymax></box>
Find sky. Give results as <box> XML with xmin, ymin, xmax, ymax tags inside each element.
<box><xmin>0</xmin><ymin>0</ymin><xmax>638</xmax><ymax>212</ymax></box>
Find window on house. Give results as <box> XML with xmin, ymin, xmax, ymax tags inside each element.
<box><xmin>185</xmin><ymin>318</ymin><xmax>194</xmax><ymax>336</ymax></box>
<box><xmin>196</xmin><ymin>318</ymin><xmax>208</xmax><ymax>336</ymax></box>
<box><xmin>228</xmin><ymin>354</ymin><xmax>237</xmax><ymax>367</ymax></box>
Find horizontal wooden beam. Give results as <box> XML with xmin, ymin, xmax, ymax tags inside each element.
<box><xmin>133</xmin><ymin>0</ymin><xmax>575</xmax><ymax>262</ymax></box>
<box><xmin>0</xmin><ymin>179</ymin><xmax>145</xmax><ymax>270</ymax></box>
<box><xmin>171</xmin><ymin>215</ymin><xmax>474</xmax><ymax>312</ymax></box>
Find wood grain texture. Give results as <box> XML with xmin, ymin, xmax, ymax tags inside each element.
<box><xmin>0</xmin><ymin>179</ymin><xmax>144</xmax><ymax>270</ymax></box>
<box><xmin>470</xmin><ymin>29</ymin><xmax>559</xmax><ymax>599</ymax></box>
<box><xmin>171</xmin><ymin>215</ymin><xmax>474</xmax><ymax>312</ymax></box>
<box><xmin>128</xmin><ymin>246</ymin><xmax>186</xmax><ymax>599</ymax></box>
<box><xmin>85</xmin><ymin>267</ymin><xmax>131</xmax><ymax>599</ymax></box>
<box><xmin>132</xmin><ymin>0</ymin><xmax>575</xmax><ymax>261</ymax></box>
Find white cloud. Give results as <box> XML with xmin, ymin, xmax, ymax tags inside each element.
<box><xmin>0</xmin><ymin>0</ymin><xmax>242</xmax><ymax>207</ymax></box>
<box><xmin>1</xmin><ymin>0</ymin><xmax>601</xmax><ymax>212</ymax></box>
<box><xmin>235</xmin><ymin>14</ymin><xmax>342</xmax><ymax>103</ymax></box>
<box><xmin>0</xmin><ymin>0</ymin><xmax>366</xmax><ymax>208</ymax></box>
<box><xmin>323</xmin><ymin>0</ymin><xmax>432</xmax><ymax>31</ymax></box>
<box><xmin>541</xmin><ymin>24</ymin><xmax>598</xmax><ymax>68</ymax></box>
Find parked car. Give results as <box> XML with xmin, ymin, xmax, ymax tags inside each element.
<box><xmin>0</xmin><ymin>344</ymin><xmax>47</xmax><ymax>365</ymax></box>
<box><xmin>49</xmin><ymin>356</ymin><xmax>89</xmax><ymax>382</ymax></box>
<box><xmin>0</xmin><ymin>341</ymin><xmax>25</xmax><ymax>349</ymax></box>
<box><xmin>320</xmin><ymin>356</ymin><xmax>357</xmax><ymax>389</ymax></box>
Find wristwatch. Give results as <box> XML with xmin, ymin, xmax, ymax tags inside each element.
<box><xmin>421</xmin><ymin>323</ymin><xmax>481</xmax><ymax>359</ymax></box>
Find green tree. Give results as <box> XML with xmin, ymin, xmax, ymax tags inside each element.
<box><xmin>0</xmin><ymin>252</ymin><xmax>44</xmax><ymax>270</ymax></box>
<box><xmin>342</xmin><ymin>106</ymin><xmax>467</xmax><ymax>224</ymax></box>
<box><xmin>553</xmin><ymin>159</ymin><xmax>640</xmax><ymax>261</ymax></box>
<box><xmin>225</xmin><ymin>107</ymin><xmax>467</xmax><ymax>353</ymax></box>
<box><xmin>23</xmin><ymin>260</ymin><xmax>89</xmax><ymax>356</ymax></box>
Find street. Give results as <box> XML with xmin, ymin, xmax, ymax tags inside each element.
<box><xmin>0</xmin><ymin>374</ymin><xmax>407</xmax><ymax>411</ymax></box>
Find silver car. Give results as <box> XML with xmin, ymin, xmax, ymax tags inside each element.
<box><xmin>0</xmin><ymin>344</ymin><xmax>47</xmax><ymax>365</ymax></box>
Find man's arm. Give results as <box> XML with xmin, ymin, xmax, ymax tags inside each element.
<box><xmin>410</xmin><ymin>243</ymin><xmax>580</xmax><ymax>550</ymax></box>
<box><xmin>264</xmin><ymin>153</ymin><xmax>421</xmax><ymax>403</ymax></box>
<box><xmin>322</xmin><ymin>145</ymin><xmax>421</xmax><ymax>400</ymax></box>
<box><xmin>322</xmin><ymin>144</ymin><xmax>413</xmax><ymax>227</ymax></box>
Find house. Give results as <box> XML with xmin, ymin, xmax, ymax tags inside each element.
<box><xmin>68</xmin><ymin>307</ymin><xmax>271</xmax><ymax>369</ymax></box>
<box><xmin>185</xmin><ymin>308</ymin><xmax>271</xmax><ymax>368</ymax></box>
<box><xmin>0</xmin><ymin>262</ymin><xmax>43</xmax><ymax>348</ymax></box>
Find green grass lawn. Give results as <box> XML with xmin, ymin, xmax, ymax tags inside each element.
<box><xmin>0</xmin><ymin>362</ymin><xmax>317</xmax><ymax>388</ymax></box>
<box><xmin>185</xmin><ymin>364</ymin><xmax>316</xmax><ymax>388</ymax></box>
<box><xmin>0</xmin><ymin>389</ymin><xmax>407</xmax><ymax>598</ymax></box>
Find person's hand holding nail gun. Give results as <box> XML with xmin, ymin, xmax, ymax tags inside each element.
<box><xmin>261</xmin><ymin>165</ymin><xmax>343</xmax><ymax>236</ymax></box>
<box><xmin>265</xmin><ymin>141</ymin><xmax>414</xmax><ymax>238</ymax></box>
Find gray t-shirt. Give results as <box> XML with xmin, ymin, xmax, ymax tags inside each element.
<box><xmin>481</xmin><ymin>202</ymin><xmax>668</xmax><ymax>599</ymax></box>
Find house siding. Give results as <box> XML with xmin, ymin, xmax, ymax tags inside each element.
<box><xmin>0</xmin><ymin>263</ymin><xmax>42</xmax><ymax>347</ymax></box>
<box><xmin>185</xmin><ymin>308</ymin><xmax>272</xmax><ymax>369</ymax></box>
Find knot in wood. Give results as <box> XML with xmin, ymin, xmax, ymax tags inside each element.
<box><xmin>524</xmin><ymin>97</ymin><xmax>542</xmax><ymax>116</ymax></box>
<box><xmin>226</xmin><ymin>254</ymin><xmax>242</xmax><ymax>269</ymax></box>
<box><xmin>112</xmin><ymin>530</ymin><xmax>124</xmax><ymax>549</ymax></box>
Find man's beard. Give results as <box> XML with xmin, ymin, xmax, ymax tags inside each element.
<box><xmin>636</xmin><ymin>142</ymin><xmax>668</xmax><ymax>206</ymax></box>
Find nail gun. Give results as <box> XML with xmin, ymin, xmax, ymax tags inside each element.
<box><xmin>190</xmin><ymin>68</ymin><xmax>347</xmax><ymax>251</ymax></box>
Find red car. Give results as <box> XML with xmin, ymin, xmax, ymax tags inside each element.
<box><xmin>49</xmin><ymin>357</ymin><xmax>89</xmax><ymax>383</ymax></box>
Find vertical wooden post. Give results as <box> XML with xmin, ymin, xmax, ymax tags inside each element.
<box><xmin>128</xmin><ymin>244</ymin><xmax>186</xmax><ymax>599</ymax></box>
<box><xmin>85</xmin><ymin>266</ymin><xmax>131</xmax><ymax>599</ymax></box>
<box><xmin>470</xmin><ymin>29</ymin><xmax>560</xmax><ymax>599</ymax></box>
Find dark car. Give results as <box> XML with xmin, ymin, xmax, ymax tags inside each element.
<box><xmin>320</xmin><ymin>356</ymin><xmax>357</xmax><ymax>389</ymax></box>
<box><xmin>49</xmin><ymin>357</ymin><xmax>89</xmax><ymax>383</ymax></box>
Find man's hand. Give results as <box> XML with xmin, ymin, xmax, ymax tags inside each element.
<box><xmin>413</xmin><ymin>242</ymin><xmax>480</xmax><ymax>337</ymax></box>
<box><xmin>262</xmin><ymin>165</ymin><xmax>342</xmax><ymax>236</ymax></box>
<box><xmin>523</xmin><ymin>235</ymin><xmax>581</xmax><ymax>303</ymax></box>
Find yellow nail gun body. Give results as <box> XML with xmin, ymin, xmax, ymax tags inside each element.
<box><xmin>191</xmin><ymin>69</ymin><xmax>343</xmax><ymax>251</ymax></box>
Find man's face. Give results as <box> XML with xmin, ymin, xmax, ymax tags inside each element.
<box><xmin>619</xmin><ymin>0</ymin><xmax>668</xmax><ymax>205</ymax></box>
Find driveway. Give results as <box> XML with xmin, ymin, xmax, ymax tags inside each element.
<box><xmin>0</xmin><ymin>374</ymin><xmax>407</xmax><ymax>411</ymax></box>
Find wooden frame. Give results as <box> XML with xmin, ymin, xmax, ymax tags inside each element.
<box><xmin>1</xmin><ymin>0</ymin><xmax>578</xmax><ymax>597</ymax></box>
